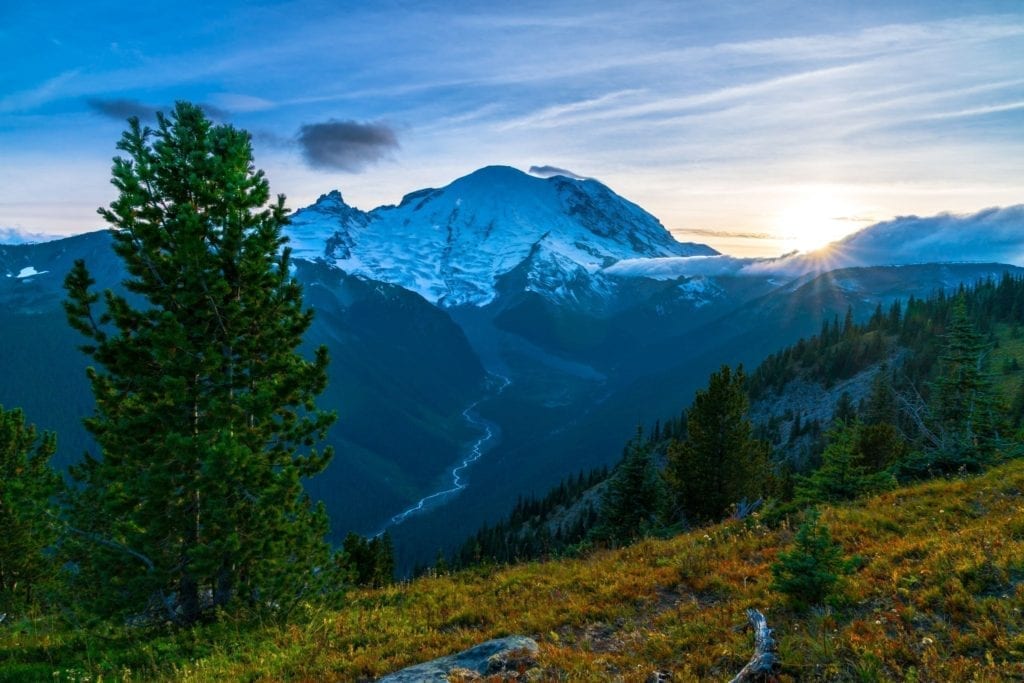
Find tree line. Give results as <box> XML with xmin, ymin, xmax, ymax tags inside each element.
<box><xmin>448</xmin><ymin>273</ymin><xmax>1024</xmax><ymax>566</ymax></box>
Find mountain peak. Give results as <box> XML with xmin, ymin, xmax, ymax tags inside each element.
<box><xmin>460</xmin><ymin>165</ymin><xmax>531</xmax><ymax>182</ymax></box>
<box><xmin>314</xmin><ymin>189</ymin><xmax>347</xmax><ymax>206</ymax></box>
<box><xmin>285</xmin><ymin>166</ymin><xmax>716</xmax><ymax>306</ymax></box>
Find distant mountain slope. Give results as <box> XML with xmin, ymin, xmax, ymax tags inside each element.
<box><xmin>0</xmin><ymin>233</ymin><xmax>487</xmax><ymax>537</ymax></box>
<box><xmin>285</xmin><ymin>166</ymin><xmax>716</xmax><ymax>306</ymax></box>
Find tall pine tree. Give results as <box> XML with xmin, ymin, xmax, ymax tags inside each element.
<box><xmin>931</xmin><ymin>297</ymin><xmax>1001</xmax><ymax>470</ymax></box>
<box><xmin>63</xmin><ymin>102</ymin><xmax>337</xmax><ymax>624</ymax></box>
<box><xmin>795</xmin><ymin>422</ymin><xmax>894</xmax><ymax>506</ymax></box>
<box><xmin>665</xmin><ymin>365</ymin><xmax>769</xmax><ymax>523</ymax></box>
<box><xmin>594</xmin><ymin>429</ymin><xmax>665</xmax><ymax>545</ymax></box>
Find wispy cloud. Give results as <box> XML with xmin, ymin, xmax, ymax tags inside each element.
<box><xmin>207</xmin><ymin>93</ymin><xmax>275</xmax><ymax>112</ymax></box>
<box><xmin>676</xmin><ymin>228</ymin><xmax>778</xmax><ymax>240</ymax></box>
<box><xmin>0</xmin><ymin>69</ymin><xmax>80</xmax><ymax>113</ymax></box>
<box><xmin>498</xmin><ymin>90</ymin><xmax>644</xmax><ymax>130</ymax></box>
<box><xmin>914</xmin><ymin>100</ymin><xmax>1024</xmax><ymax>122</ymax></box>
<box><xmin>0</xmin><ymin>226</ymin><xmax>66</xmax><ymax>244</ymax></box>
<box><xmin>528</xmin><ymin>165</ymin><xmax>590</xmax><ymax>180</ymax></box>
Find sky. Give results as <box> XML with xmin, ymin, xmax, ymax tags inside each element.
<box><xmin>1</xmin><ymin>0</ymin><xmax>1023</xmax><ymax>257</ymax></box>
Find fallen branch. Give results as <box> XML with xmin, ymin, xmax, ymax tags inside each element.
<box><xmin>732</xmin><ymin>498</ymin><xmax>763</xmax><ymax>520</ymax></box>
<box><xmin>730</xmin><ymin>609</ymin><xmax>781</xmax><ymax>683</ymax></box>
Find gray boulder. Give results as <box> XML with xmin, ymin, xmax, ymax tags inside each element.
<box><xmin>376</xmin><ymin>635</ymin><xmax>539</xmax><ymax>682</ymax></box>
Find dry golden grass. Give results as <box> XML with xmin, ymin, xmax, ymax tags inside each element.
<box><xmin>4</xmin><ymin>458</ymin><xmax>1022</xmax><ymax>681</ymax></box>
<box><xmin>156</xmin><ymin>458</ymin><xmax>1024</xmax><ymax>682</ymax></box>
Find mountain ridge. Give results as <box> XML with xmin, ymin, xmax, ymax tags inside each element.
<box><xmin>284</xmin><ymin>165</ymin><xmax>717</xmax><ymax>307</ymax></box>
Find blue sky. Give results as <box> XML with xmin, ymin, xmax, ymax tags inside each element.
<box><xmin>2</xmin><ymin>0</ymin><xmax>1023</xmax><ymax>256</ymax></box>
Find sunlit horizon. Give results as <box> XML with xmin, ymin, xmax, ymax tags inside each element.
<box><xmin>3</xmin><ymin>1</ymin><xmax>1023</xmax><ymax>258</ymax></box>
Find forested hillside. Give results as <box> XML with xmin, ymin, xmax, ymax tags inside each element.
<box><xmin>6</xmin><ymin>455</ymin><xmax>1024</xmax><ymax>681</ymax></box>
<box><xmin>452</xmin><ymin>272</ymin><xmax>1024</xmax><ymax>566</ymax></box>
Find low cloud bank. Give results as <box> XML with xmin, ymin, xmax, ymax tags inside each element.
<box><xmin>0</xmin><ymin>227</ymin><xmax>65</xmax><ymax>245</ymax></box>
<box><xmin>606</xmin><ymin>206</ymin><xmax>1024</xmax><ymax>281</ymax></box>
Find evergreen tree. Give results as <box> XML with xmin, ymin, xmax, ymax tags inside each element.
<box><xmin>842</xmin><ymin>305</ymin><xmax>855</xmax><ymax>337</ymax></box>
<box><xmin>594</xmin><ymin>429</ymin><xmax>665</xmax><ymax>545</ymax></box>
<box><xmin>1010</xmin><ymin>381</ymin><xmax>1024</xmax><ymax>430</ymax></box>
<box><xmin>771</xmin><ymin>508</ymin><xmax>848</xmax><ymax>610</ymax></box>
<box><xmin>341</xmin><ymin>533</ymin><xmax>394</xmax><ymax>587</ymax></box>
<box><xmin>863</xmin><ymin>363</ymin><xmax>898</xmax><ymax>426</ymax></box>
<box><xmin>665</xmin><ymin>365</ymin><xmax>769</xmax><ymax>523</ymax></box>
<box><xmin>855</xmin><ymin>422</ymin><xmax>907</xmax><ymax>472</ymax></box>
<box><xmin>342</xmin><ymin>533</ymin><xmax>373</xmax><ymax>586</ymax></box>
<box><xmin>62</xmin><ymin>102</ymin><xmax>337</xmax><ymax>624</ymax></box>
<box><xmin>930</xmin><ymin>298</ymin><xmax>1001</xmax><ymax>470</ymax></box>
<box><xmin>788</xmin><ymin>412</ymin><xmax>802</xmax><ymax>444</ymax></box>
<box><xmin>832</xmin><ymin>391</ymin><xmax>857</xmax><ymax>425</ymax></box>
<box><xmin>0</xmin><ymin>407</ymin><xmax>62</xmax><ymax>615</ymax></box>
<box><xmin>372</xmin><ymin>532</ymin><xmax>396</xmax><ymax>587</ymax></box>
<box><xmin>795</xmin><ymin>422</ymin><xmax>894</xmax><ymax>505</ymax></box>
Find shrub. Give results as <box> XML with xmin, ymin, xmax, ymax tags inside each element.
<box><xmin>771</xmin><ymin>509</ymin><xmax>850</xmax><ymax>609</ymax></box>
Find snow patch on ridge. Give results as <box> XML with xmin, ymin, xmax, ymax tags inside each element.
<box><xmin>15</xmin><ymin>266</ymin><xmax>47</xmax><ymax>279</ymax></box>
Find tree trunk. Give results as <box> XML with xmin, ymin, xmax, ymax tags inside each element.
<box><xmin>214</xmin><ymin>562</ymin><xmax>233</xmax><ymax>609</ymax></box>
<box><xmin>730</xmin><ymin>609</ymin><xmax>781</xmax><ymax>683</ymax></box>
<box><xmin>179</xmin><ymin>572</ymin><xmax>201</xmax><ymax>625</ymax></box>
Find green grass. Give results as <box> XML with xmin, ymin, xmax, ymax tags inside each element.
<box><xmin>4</xmin><ymin>459</ymin><xmax>1024</xmax><ymax>681</ymax></box>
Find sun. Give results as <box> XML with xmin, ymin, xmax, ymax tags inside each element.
<box><xmin>774</xmin><ymin>191</ymin><xmax>863</xmax><ymax>254</ymax></box>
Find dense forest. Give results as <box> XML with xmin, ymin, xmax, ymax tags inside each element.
<box><xmin>448</xmin><ymin>273</ymin><xmax>1024</xmax><ymax>567</ymax></box>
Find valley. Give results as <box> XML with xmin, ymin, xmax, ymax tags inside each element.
<box><xmin>382</xmin><ymin>373</ymin><xmax>509</xmax><ymax>531</ymax></box>
<box><xmin>2</xmin><ymin>167</ymin><xmax>1023</xmax><ymax>572</ymax></box>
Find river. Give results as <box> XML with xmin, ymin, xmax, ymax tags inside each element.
<box><xmin>378</xmin><ymin>373</ymin><xmax>510</xmax><ymax>533</ymax></box>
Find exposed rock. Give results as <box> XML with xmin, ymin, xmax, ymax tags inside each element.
<box><xmin>376</xmin><ymin>635</ymin><xmax>540</xmax><ymax>682</ymax></box>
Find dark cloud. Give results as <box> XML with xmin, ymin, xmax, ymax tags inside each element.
<box><xmin>297</xmin><ymin>120</ymin><xmax>399</xmax><ymax>172</ymax></box>
<box><xmin>86</xmin><ymin>98</ymin><xmax>229</xmax><ymax>122</ymax></box>
<box><xmin>87</xmin><ymin>98</ymin><xmax>158</xmax><ymax>121</ymax></box>
<box><xmin>528</xmin><ymin>164</ymin><xmax>589</xmax><ymax>180</ymax></box>
<box><xmin>197</xmin><ymin>103</ymin><xmax>230</xmax><ymax>121</ymax></box>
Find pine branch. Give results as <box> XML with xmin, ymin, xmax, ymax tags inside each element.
<box><xmin>49</xmin><ymin>511</ymin><xmax>155</xmax><ymax>572</ymax></box>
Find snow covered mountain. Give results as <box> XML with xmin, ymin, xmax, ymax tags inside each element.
<box><xmin>285</xmin><ymin>165</ymin><xmax>716</xmax><ymax>307</ymax></box>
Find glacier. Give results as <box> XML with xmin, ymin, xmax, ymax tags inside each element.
<box><xmin>284</xmin><ymin>165</ymin><xmax>716</xmax><ymax>307</ymax></box>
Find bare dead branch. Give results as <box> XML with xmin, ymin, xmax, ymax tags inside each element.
<box><xmin>730</xmin><ymin>608</ymin><xmax>781</xmax><ymax>683</ymax></box>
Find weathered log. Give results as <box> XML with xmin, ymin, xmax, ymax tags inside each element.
<box><xmin>729</xmin><ymin>608</ymin><xmax>781</xmax><ymax>683</ymax></box>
